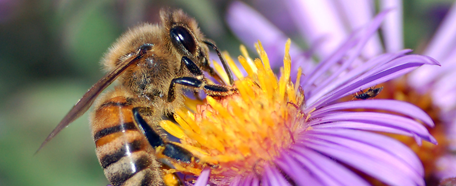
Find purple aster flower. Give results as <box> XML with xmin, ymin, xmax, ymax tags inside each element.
<box><xmin>161</xmin><ymin>7</ymin><xmax>439</xmax><ymax>186</ymax></box>
<box><xmin>226</xmin><ymin>0</ymin><xmax>456</xmax><ymax>183</ymax></box>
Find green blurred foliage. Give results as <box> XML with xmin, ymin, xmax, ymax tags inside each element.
<box><xmin>0</xmin><ymin>0</ymin><xmax>453</xmax><ymax>185</ymax></box>
<box><xmin>402</xmin><ymin>0</ymin><xmax>456</xmax><ymax>50</ymax></box>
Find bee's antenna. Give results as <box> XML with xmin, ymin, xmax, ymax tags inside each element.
<box><xmin>203</xmin><ymin>40</ymin><xmax>234</xmax><ymax>85</ymax></box>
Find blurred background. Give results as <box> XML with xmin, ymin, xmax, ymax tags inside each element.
<box><xmin>0</xmin><ymin>0</ymin><xmax>454</xmax><ymax>185</ymax></box>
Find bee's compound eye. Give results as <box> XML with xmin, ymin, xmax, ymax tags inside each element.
<box><xmin>170</xmin><ymin>26</ymin><xmax>196</xmax><ymax>55</ymax></box>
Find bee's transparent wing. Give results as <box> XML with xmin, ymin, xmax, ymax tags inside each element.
<box><xmin>35</xmin><ymin>45</ymin><xmax>150</xmax><ymax>154</ymax></box>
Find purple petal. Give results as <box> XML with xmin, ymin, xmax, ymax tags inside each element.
<box><xmin>307</xmin><ymin>55</ymin><xmax>439</xmax><ymax>108</ymax></box>
<box><xmin>408</xmin><ymin>45</ymin><xmax>456</xmax><ymax>93</ymax></box>
<box><xmin>251</xmin><ymin>176</ymin><xmax>260</xmax><ymax>186</ymax></box>
<box><xmin>408</xmin><ymin>64</ymin><xmax>442</xmax><ymax>93</ymax></box>
<box><xmin>338</xmin><ymin>0</ymin><xmax>374</xmax><ymax>30</ymax></box>
<box><xmin>311</xmin><ymin>54</ymin><xmax>438</xmax><ymax>106</ymax></box>
<box><xmin>226</xmin><ymin>1</ymin><xmax>308</xmax><ymax>69</ymax></box>
<box><xmin>409</xmin><ymin>2</ymin><xmax>456</xmax><ymax>91</ymax></box>
<box><xmin>432</xmin><ymin>72</ymin><xmax>456</xmax><ymax>111</ymax></box>
<box><xmin>423</xmin><ymin>2</ymin><xmax>456</xmax><ymax>62</ymax></box>
<box><xmin>270</xmin><ymin>165</ymin><xmax>291</xmax><ymax>186</ymax></box>
<box><xmin>302</xmin><ymin>128</ymin><xmax>424</xmax><ymax>175</ymax></box>
<box><xmin>284</xmin><ymin>0</ymin><xmax>348</xmax><ymax>58</ymax></box>
<box><xmin>261</xmin><ymin>171</ymin><xmax>270</xmax><ymax>186</ymax></box>
<box><xmin>301</xmin><ymin>32</ymin><xmax>359</xmax><ymax>93</ymax></box>
<box><xmin>342</xmin><ymin>61</ymin><xmax>436</xmax><ymax>97</ymax></box>
<box><xmin>357</xmin><ymin>55</ymin><xmax>439</xmax><ymax>82</ymax></box>
<box><xmin>287</xmin><ymin>147</ymin><xmax>346</xmax><ymax>186</ymax></box>
<box><xmin>307</xmin><ymin>111</ymin><xmax>436</xmax><ymax>143</ymax></box>
<box><xmin>448</xmin><ymin>119</ymin><xmax>456</xmax><ymax>151</ymax></box>
<box><xmin>411</xmin><ymin>49</ymin><xmax>456</xmax><ymax>96</ymax></box>
<box><xmin>286</xmin><ymin>147</ymin><xmax>370</xmax><ymax>186</ymax></box>
<box><xmin>380</xmin><ymin>0</ymin><xmax>404</xmax><ymax>52</ymax></box>
<box><xmin>312</xmin><ymin>121</ymin><xmax>412</xmax><ymax>136</ymax></box>
<box><xmin>338</xmin><ymin>0</ymin><xmax>383</xmax><ymax>58</ymax></box>
<box><xmin>302</xmin><ymin>9</ymin><xmax>392</xmax><ymax>97</ymax></box>
<box><xmin>262</xmin><ymin>164</ymin><xmax>292</xmax><ymax>186</ymax></box>
<box><xmin>432</xmin><ymin>54</ymin><xmax>456</xmax><ymax>86</ymax></box>
<box><xmin>299</xmin><ymin>130</ymin><xmax>424</xmax><ymax>186</ymax></box>
<box><xmin>263</xmin><ymin>164</ymin><xmax>275</xmax><ymax>186</ymax></box>
<box><xmin>275</xmin><ymin>153</ymin><xmax>323</xmax><ymax>186</ymax></box>
<box><xmin>193</xmin><ymin>168</ymin><xmax>210</xmax><ymax>186</ymax></box>
<box><xmin>435</xmin><ymin>154</ymin><xmax>456</xmax><ymax>179</ymax></box>
<box><xmin>229</xmin><ymin>175</ymin><xmax>242</xmax><ymax>186</ymax></box>
<box><xmin>303</xmin><ymin>129</ymin><xmax>424</xmax><ymax>180</ymax></box>
<box><xmin>310</xmin><ymin>100</ymin><xmax>434</xmax><ymax>126</ymax></box>
<box><xmin>240</xmin><ymin>174</ymin><xmax>254</xmax><ymax>186</ymax></box>
<box><xmin>249</xmin><ymin>0</ymin><xmax>297</xmax><ymax>34</ymax></box>
<box><xmin>306</xmin><ymin>49</ymin><xmax>412</xmax><ymax>101</ymax></box>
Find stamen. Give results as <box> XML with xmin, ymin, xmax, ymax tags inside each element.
<box><xmin>212</xmin><ymin>60</ymin><xmax>230</xmax><ymax>84</ymax></box>
<box><xmin>222</xmin><ymin>52</ymin><xmax>244</xmax><ymax>80</ymax></box>
<box><xmin>163</xmin><ymin>40</ymin><xmax>306</xmax><ymax>183</ymax></box>
<box><xmin>240</xmin><ymin>45</ymin><xmax>257</xmax><ymax>73</ymax></box>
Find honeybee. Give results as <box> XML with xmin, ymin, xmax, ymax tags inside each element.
<box><xmin>37</xmin><ymin>9</ymin><xmax>237</xmax><ymax>186</ymax></box>
<box><xmin>354</xmin><ymin>86</ymin><xmax>383</xmax><ymax>100</ymax></box>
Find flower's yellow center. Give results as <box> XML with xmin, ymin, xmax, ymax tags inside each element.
<box><xmin>160</xmin><ymin>39</ymin><xmax>306</xmax><ymax>182</ymax></box>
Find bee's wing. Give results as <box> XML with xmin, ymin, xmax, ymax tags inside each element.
<box><xmin>36</xmin><ymin>51</ymin><xmax>144</xmax><ymax>154</ymax></box>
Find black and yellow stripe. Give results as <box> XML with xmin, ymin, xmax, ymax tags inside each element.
<box><xmin>91</xmin><ymin>96</ymin><xmax>163</xmax><ymax>186</ymax></box>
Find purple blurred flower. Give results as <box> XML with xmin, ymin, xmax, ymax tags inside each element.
<box><xmin>439</xmin><ymin>177</ymin><xmax>456</xmax><ymax>186</ymax></box>
<box><xmin>408</xmin><ymin>2</ymin><xmax>456</xmax><ymax>180</ymax></box>
<box><xmin>409</xmin><ymin>2</ymin><xmax>456</xmax><ymax>146</ymax></box>
<box><xmin>226</xmin><ymin>0</ymin><xmax>456</xmax><ymax>182</ymax></box>
<box><xmin>174</xmin><ymin>4</ymin><xmax>441</xmax><ymax>186</ymax></box>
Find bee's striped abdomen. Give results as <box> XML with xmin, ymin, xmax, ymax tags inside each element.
<box><xmin>91</xmin><ymin>96</ymin><xmax>163</xmax><ymax>186</ymax></box>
